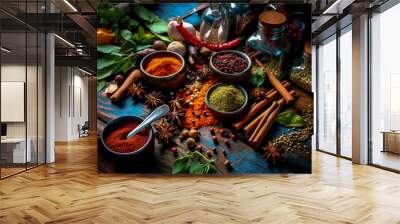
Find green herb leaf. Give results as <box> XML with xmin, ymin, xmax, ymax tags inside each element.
<box><xmin>97</xmin><ymin>80</ymin><xmax>106</xmax><ymax>92</ymax></box>
<box><xmin>152</xmin><ymin>32</ymin><xmax>171</xmax><ymax>43</ymax></box>
<box><xmin>145</xmin><ymin>20</ymin><xmax>168</xmax><ymax>34</ymax></box>
<box><xmin>276</xmin><ymin>111</ymin><xmax>305</xmax><ymax>127</ymax></box>
<box><xmin>121</xmin><ymin>29</ymin><xmax>133</xmax><ymax>41</ymax></box>
<box><xmin>189</xmin><ymin>160</ymin><xmax>204</xmax><ymax>174</ymax></box>
<box><xmin>97</xmin><ymin>45</ymin><xmax>121</xmax><ymax>54</ymax></box>
<box><xmin>172</xmin><ymin>157</ymin><xmax>189</xmax><ymax>175</ymax></box>
<box><xmin>97</xmin><ymin>63</ymin><xmax>121</xmax><ymax>80</ymax></box>
<box><xmin>131</xmin><ymin>5</ymin><xmax>159</xmax><ymax>23</ymax></box>
<box><xmin>97</xmin><ymin>55</ymin><xmax>122</xmax><ymax>70</ymax></box>
<box><xmin>250</xmin><ymin>67</ymin><xmax>266</xmax><ymax>87</ymax></box>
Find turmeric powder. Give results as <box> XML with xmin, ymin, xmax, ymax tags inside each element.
<box><xmin>183</xmin><ymin>80</ymin><xmax>219</xmax><ymax>128</ymax></box>
<box><xmin>145</xmin><ymin>56</ymin><xmax>182</xmax><ymax>76</ymax></box>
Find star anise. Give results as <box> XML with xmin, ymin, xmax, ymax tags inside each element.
<box><xmin>169</xmin><ymin>97</ymin><xmax>184</xmax><ymax>110</ymax></box>
<box><xmin>167</xmin><ymin>108</ymin><xmax>185</xmax><ymax>126</ymax></box>
<box><xmin>196</xmin><ymin>66</ymin><xmax>211</xmax><ymax>80</ymax></box>
<box><xmin>128</xmin><ymin>82</ymin><xmax>145</xmax><ymax>100</ymax></box>
<box><xmin>145</xmin><ymin>91</ymin><xmax>164</xmax><ymax>109</ymax></box>
<box><xmin>154</xmin><ymin>118</ymin><xmax>176</xmax><ymax>144</ymax></box>
<box><xmin>262</xmin><ymin>142</ymin><xmax>283</xmax><ymax>165</ymax></box>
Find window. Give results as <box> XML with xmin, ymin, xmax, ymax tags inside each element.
<box><xmin>317</xmin><ymin>35</ymin><xmax>337</xmax><ymax>154</ymax></box>
<box><xmin>339</xmin><ymin>27</ymin><xmax>352</xmax><ymax>158</ymax></box>
<box><xmin>370</xmin><ymin>3</ymin><xmax>400</xmax><ymax>171</ymax></box>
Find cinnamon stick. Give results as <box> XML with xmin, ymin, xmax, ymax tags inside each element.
<box><xmin>249</xmin><ymin>101</ymin><xmax>277</xmax><ymax>141</ymax></box>
<box><xmin>255</xmin><ymin>59</ymin><xmax>294</xmax><ymax>103</ymax></box>
<box><xmin>250</xmin><ymin>104</ymin><xmax>282</xmax><ymax>148</ymax></box>
<box><xmin>250</xmin><ymin>89</ymin><xmax>297</xmax><ymax>147</ymax></box>
<box><xmin>110</xmin><ymin>69</ymin><xmax>141</xmax><ymax>103</ymax></box>
<box><xmin>233</xmin><ymin>82</ymin><xmax>290</xmax><ymax>130</ymax></box>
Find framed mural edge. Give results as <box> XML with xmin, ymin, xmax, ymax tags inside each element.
<box><xmin>96</xmin><ymin>2</ymin><xmax>313</xmax><ymax>175</ymax></box>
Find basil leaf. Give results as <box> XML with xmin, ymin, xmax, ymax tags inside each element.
<box><xmin>97</xmin><ymin>63</ymin><xmax>121</xmax><ymax>80</ymax></box>
<box><xmin>250</xmin><ymin>67</ymin><xmax>265</xmax><ymax>87</ymax></box>
<box><xmin>145</xmin><ymin>20</ymin><xmax>168</xmax><ymax>34</ymax></box>
<box><xmin>172</xmin><ymin>157</ymin><xmax>189</xmax><ymax>175</ymax></box>
<box><xmin>276</xmin><ymin>111</ymin><xmax>305</xmax><ymax>127</ymax></box>
<box><xmin>97</xmin><ymin>80</ymin><xmax>106</xmax><ymax>92</ymax></box>
<box><xmin>97</xmin><ymin>55</ymin><xmax>121</xmax><ymax>70</ymax></box>
<box><xmin>136</xmin><ymin>44</ymin><xmax>152</xmax><ymax>51</ymax></box>
<box><xmin>131</xmin><ymin>5</ymin><xmax>159</xmax><ymax>23</ymax></box>
<box><xmin>189</xmin><ymin>160</ymin><xmax>204</xmax><ymax>174</ymax></box>
<box><xmin>97</xmin><ymin>45</ymin><xmax>121</xmax><ymax>54</ymax></box>
<box><xmin>121</xmin><ymin>29</ymin><xmax>133</xmax><ymax>41</ymax></box>
<box><xmin>152</xmin><ymin>32</ymin><xmax>171</xmax><ymax>43</ymax></box>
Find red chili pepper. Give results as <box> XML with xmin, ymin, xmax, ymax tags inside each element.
<box><xmin>176</xmin><ymin>18</ymin><xmax>241</xmax><ymax>51</ymax></box>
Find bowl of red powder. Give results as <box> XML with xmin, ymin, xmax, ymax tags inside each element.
<box><xmin>101</xmin><ymin>116</ymin><xmax>154</xmax><ymax>158</ymax></box>
<box><xmin>140</xmin><ymin>51</ymin><xmax>185</xmax><ymax>89</ymax></box>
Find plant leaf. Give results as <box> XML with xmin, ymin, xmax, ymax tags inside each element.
<box><xmin>97</xmin><ymin>63</ymin><xmax>121</xmax><ymax>80</ymax></box>
<box><xmin>121</xmin><ymin>29</ymin><xmax>133</xmax><ymax>41</ymax></box>
<box><xmin>172</xmin><ymin>157</ymin><xmax>189</xmax><ymax>175</ymax></box>
<box><xmin>97</xmin><ymin>45</ymin><xmax>121</xmax><ymax>54</ymax></box>
<box><xmin>145</xmin><ymin>20</ymin><xmax>168</xmax><ymax>34</ymax></box>
<box><xmin>276</xmin><ymin>111</ymin><xmax>305</xmax><ymax>127</ymax></box>
<box><xmin>97</xmin><ymin>55</ymin><xmax>122</xmax><ymax>70</ymax></box>
<box><xmin>189</xmin><ymin>160</ymin><xmax>204</xmax><ymax>174</ymax></box>
<box><xmin>131</xmin><ymin>5</ymin><xmax>159</xmax><ymax>23</ymax></box>
<box><xmin>250</xmin><ymin>67</ymin><xmax>266</xmax><ymax>87</ymax></box>
<box><xmin>153</xmin><ymin>32</ymin><xmax>171</xmax><ymax>43</ymax></box>
<box><xmin>97</xmin><ymin>80</ymin><xmax>106</xmax><ymax>92</ymax></box>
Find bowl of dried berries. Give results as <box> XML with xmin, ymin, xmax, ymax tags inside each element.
<box><xmin>209</xmin><ymin>50</ymin><xmax>252</xmax><ymax>83</ymax></box>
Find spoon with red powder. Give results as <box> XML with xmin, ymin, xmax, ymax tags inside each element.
<box><xmin>126</xmin><ymin>104</ymin><xmax>170</xmax><ymax>139</ymax></box>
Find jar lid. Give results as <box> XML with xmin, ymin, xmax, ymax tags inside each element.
<box><xmin>259</xmin><ymin>11</ymin><xmax>286</xmax><ymax>27</ymax></box>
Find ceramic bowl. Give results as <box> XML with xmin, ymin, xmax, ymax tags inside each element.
<box><xmin>209</xmin><ymin>50</ymin><xmax>252</xmax><ymax>83</ymax></box>
<box><xmin>101</xmin><ymin>116</ymin><xmax>154</xmax><ymax>158</ymax></box>
<box><xmin>205</xmin><ymin>83</ymin><xmax>249</xmax><ymax>120</ymax></box>
<box><xmin>140</xmin><ymin>51</ymin><xmax>185</xmax><ymax>90</ymax></box>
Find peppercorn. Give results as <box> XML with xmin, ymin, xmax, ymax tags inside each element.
<box><xmin>203</xmin><ymin>111</ymin><xmax>208</xmax><ymax>117</ymax></box>
<box><xmin>181</xmin><ymin>130</ymin><xmax>189</xmax><ymax>139</ymax></box>
<box><xmin>206</xmin><ymin>150</ymin><xmax>213</xmax><ymax>157</ymax></box>
<box><xmin>224</xmin><ymin>160</ymin><xmax>232</xmax><ymax>168</ymax></box>
<box><xmin>211</xmin><ymin>147</ymin><xmax>217</xmax><ymax>154</ymax></box>
<box><xmin>230</xmin><ymin>134</ymin><xmax>237</xmax><ymax>141</ymax></box>
<box><xmin>186</xmin><ymin>138</ymin><xmax>196</xmax><ymax>149</ymax></box>
<box><xmin>222</xmin><ymin>150</ymin><xmax>227</xmax><ymax>156</ymax></box>
<box><xmin>114</xmin><ymin>74</ymin><xmax>125</xmax><ymax>87</ymax></box>
<box><xmin>210</xmin><ymin>128</ymin><xmax>215</xmax><ymax>135</ymax></box>
<box><xmin>196</xmin><ymin>145</ymin><xmax>203</xmax><ymax>152</ymax></box>
<box><xmin>212</xmin><ymin>136</ymin><xmax>218</xmax><ymax>144</ymax></box>
<box><xmin>219</xmin><ymin>129</ymin><xmax>225</xmax><ymax>135</ymax></box>
<box><xmin>224</xmin><ymin>139</ymin><xmax>230</xmax><ymax>147</ymax></box>
<box><xmin>188</xmin><ymin>129</ymin><xmax>200</xmax><ymax>140</ymax></box>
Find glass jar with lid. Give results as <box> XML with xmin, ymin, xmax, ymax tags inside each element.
<box><xmin>289</xmin><ymin>42</ymin><xmax>311</xmax><ymax>92</ymax></box>
<box><xmin>199</xmin><ymin>3</ymin><xmax>230</xmax><ymax>44</ymax></box>
<box><xmin>246</xmin><ymin>11</ymin><xmax>291</xmax><ymax>79</ymax></box>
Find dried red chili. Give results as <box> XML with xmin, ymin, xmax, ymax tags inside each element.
<box><xmin>105</xmin><ymin>122</ymin><xmax>149</xmax><ymax>153</ymax></box>
<box><xmin>176</xmin><ymin>17</ymin><xmax>242</xmax><ymax>51</ymax></box>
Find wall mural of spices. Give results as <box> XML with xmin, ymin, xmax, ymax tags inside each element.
<box><xmin>97</xmin><ymin>3</ymin><xmax>313</xmax><ymax>174</ymax></box>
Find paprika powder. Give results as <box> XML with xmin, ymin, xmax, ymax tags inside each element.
<box><xmin>105</xmin><ymin>121</ymin><xmax>149</xmax><ymax>153</ymax></box>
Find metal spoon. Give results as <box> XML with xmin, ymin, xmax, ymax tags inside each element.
<box><xmin>126</xmin><ymin>104</ymin><xmax>170</xmax><ymax>139</ymax></box>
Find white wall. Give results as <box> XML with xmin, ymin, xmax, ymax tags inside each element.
<box><xmin>54</xmin><ymin>66</ymin><xmax>89</xmax><ymax>141</ymax></box>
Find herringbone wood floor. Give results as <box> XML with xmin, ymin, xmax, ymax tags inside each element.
<box><xmin>1</xmin><ymin>136</ymin><xmax>400</xmax><ymax>224</ymax></box>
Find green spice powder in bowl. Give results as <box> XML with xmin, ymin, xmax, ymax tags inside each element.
<box><xmin>206</xmin><ymin>83</ymin><xmax>248</xmax><ymax>120</ymax></box>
